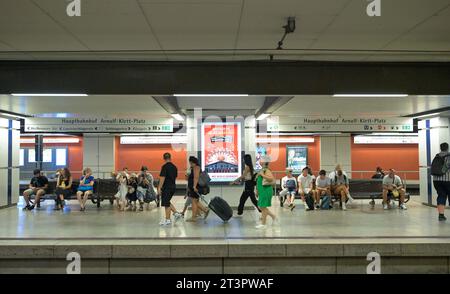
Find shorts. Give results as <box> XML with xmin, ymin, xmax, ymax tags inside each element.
<box><xmin>24</xmin><ymin>188</ymin><xmax>46</xmax><ymax>196</ymax></box>
<box><xmin>188</xmin><ymin>188</ymin><xmax>200</xmax><ymax>199</ymax></box>
<box><xmin>333</xmin><ymin>185</ymin><xmax>347</xmax><ymax>195</ymax></box>
<box><xmin>55</xmin><ymin>188</ymin><xmax>71</xmax><ymax>198</ymax></box>
<box><xmin>298</xmin><ymin>189</ymin><xmax>312</xmax><ymax>196</ymax></box>
<box><xmin>280</xmin><ymin>189</ymin><xmax>296</xmax><ymax>197</ymax></box>
<box><xmin>434</xmin><ymin>181</ymin><xmax>450</xmax><ymax>206</ymax></box>
<box><xmin>77</xmin><ymin>186</ymin><xmax>93</xmax><ymax>193</ymax></box>
<box><xmin>161</xmin><ymin>188</ymin><xmax>176</xmax><ymax>207</ymax></box>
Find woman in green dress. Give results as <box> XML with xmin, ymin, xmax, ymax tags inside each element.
<box><xmin>256</xmin><ymin>159</ymin><xmax>277</xmax><ymax>229</ymax></box>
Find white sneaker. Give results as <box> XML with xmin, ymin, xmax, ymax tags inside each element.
<box><xmin>347</xmin><ymin>194</ymin><xmax>354</xmax><ymax>204</ymax></box>
<box><xmin>159</xmin><ymin>219</ymin><xmax>172</xmax><ymax>226</ymax></box>
<box><xmin>255</xmin><ymin>224</ymin><xmax>266</xmax><ymax>229</ymax></box>
<box><xmin>400</xmin><ymin>203</ymin><xmax>407</xmax><ymax>210</ymax></box>
<box><xmin>342</xmin><ymin>202</ymin><xmax>347</xmax><ymax>211</ymax></box>
<box><xmin>383</xmin><ymin>203</ymin><xmax>389</xmax><ymax>210</ymax></box>
<box><xmin>174</xmin><ymin>212</ymin><xmax>183</xmax><ymax>222</ymax></box>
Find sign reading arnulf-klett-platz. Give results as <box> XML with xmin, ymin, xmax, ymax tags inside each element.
<box><xmin>24</xmin><ymin>117</ymin><xmax>174</xmax><ymax>133</ymax></box>
<box><xmin>267</xmin><ymin>117</ymin><xmax>413</xmax><ymax>132</ymax></box>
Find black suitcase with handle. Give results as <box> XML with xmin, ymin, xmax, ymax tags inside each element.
<box><xmin>207</xmin><ymin>196</ymin><xmax>233</xmax><ymax>222</ymax></box>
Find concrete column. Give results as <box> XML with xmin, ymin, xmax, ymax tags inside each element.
<box><xmin>185</xmin><ymin>113</ymin><xmax>256</xmax><ymax>207</ymax></box>
<box><xmin>0</xmin><ymin>118</ymin><xmax>20</xmax><ymax>208</ymax></box>
<box><xmin>418</xmin><ymin>117</ymin><xmax>450</xmax><ymax>205</ymax></box>
<box><xmin>83</xmin><ymin>134</ymin><xmax>116</xmax><ymax>179</ymax></box>
<box><xmin>244</xmin><ymin>116</ymin><xmax>256</xmax><ymax>161</ymax></box>
<box><xmin>320</xmin><ymin>134</ymin><xmax>352</xmax><ymax>177</ymax></box>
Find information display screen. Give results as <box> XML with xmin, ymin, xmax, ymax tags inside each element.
<box><xmin>286</xmin><ymin>145</ymin><xmax>308</xmax><ymax>173</ymax></box>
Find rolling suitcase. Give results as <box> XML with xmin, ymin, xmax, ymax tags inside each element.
<box><xmin>207</xmin><ymin>196</ymin><xmax>233</xmax><ymax>222</ymax></box>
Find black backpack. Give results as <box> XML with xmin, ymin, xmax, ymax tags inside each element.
<box><xmin>431</xmin><ymin>153</ymin><xmax>450</xmax><ymax>176</ymax></box>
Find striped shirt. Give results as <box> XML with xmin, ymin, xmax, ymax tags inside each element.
<box><xmin>433</xmin><ymin>151</ymin><xmax>450</xmax><ymax>182</ymax></box>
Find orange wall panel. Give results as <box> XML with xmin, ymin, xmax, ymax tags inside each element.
<box><xmin>115</xmin><ymin>142</ymin><xmax>188</xmax><ymax>178</ymax></box>
<box><xmin>351</xmin><ymin>137</ymin><xmax>419</xmax><ymax>180</ymax></box>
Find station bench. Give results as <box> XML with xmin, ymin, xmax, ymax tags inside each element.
<box><xmin>19</xmin><ymin>179</ymin><xmax>121</xmax><ymax>208</ymax></box>
<box><xmin>275</xmin><ymin>178</ymin><xmax>411</xmax><ymax>207</ymax></box>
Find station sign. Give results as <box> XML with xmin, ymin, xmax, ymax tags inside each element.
<box><xmin>354</xmin><ymin>135</ymin><xmax>418</xmax><ymax>144</ymax></box>
<box><xmin>120</xmin><ymin>135</ymin><xmax>187</xmax><ymax>144</ymax></box>
<box><xmin>266</xmin><ymin>116</ymin><xmax>414</xmax><ymax>133</ymax></box>
<box><xmin>24</xmin><ymin>117</ymin><xmax>174</xmax><ymax>133</ymax></box>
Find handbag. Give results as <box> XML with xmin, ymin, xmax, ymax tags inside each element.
<box><xmin>262</xmin><ymin>169</ymin><xmax>275</xmax><ymax>186</ymax></box>
<box><xmin>392</xmin><ymin>189</ymin><xmax>400</xmax><ymax>198</ymax></box>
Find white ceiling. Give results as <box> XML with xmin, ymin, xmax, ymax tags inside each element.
<box><xmin>1</xmin><ymin>94</ymin><xmax>449</xmax><ymax>118</ymax></box>
<box><xmin>0</xmin><ymin>95</ymin><xmax>169</xmax><ymax>117</ymax></box>
<box><xmin>273</xmin><ymin>95</ymin><xmax>450</xmax><ymax>117</ymax></box>
<box><xmin>0</xmin><ymin>0</ymin><xmax>449</xmax><ymax>61</ymax></box>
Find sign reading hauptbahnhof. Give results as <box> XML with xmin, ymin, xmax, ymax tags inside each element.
<box><xmin>266</xmin><ymin>117</ymin><xmax>414</xmax><ymax>133</ymax></box>
<box><xmin>24</xmin><ymin>117</ymin><xmax>174</xmax><ymax>133</ymax></box>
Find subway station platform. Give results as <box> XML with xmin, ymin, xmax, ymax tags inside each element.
<box><xmin>1</xmin><ymin>196</ymin><xmax>450</xmax><ymax>274</ymax></box>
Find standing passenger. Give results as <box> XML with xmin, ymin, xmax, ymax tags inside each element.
<box><xmin>432</xmin><ymin>143</ymin><xmax>450</xmax><ymax>221</ymax></box>
<box><xmin>185</xmin><ymin>156</ymin><xmax>209</xmax><ymax>222</ymax></box>
<box><xmin>157</xmin><ymin>153</ymin><xmax>183</xmax><ymax>225</ymax></box>
<box><xmin>232</xmin><ymin>154</ymin><xmax>261</xmax><ymax>216</ymax></box>
<box><xmin>255</xmin><ymin>158</ymin><xmax>277</xmax><ymax>229</ymax></box>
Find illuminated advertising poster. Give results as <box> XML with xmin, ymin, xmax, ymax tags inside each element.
<box><xmin>201</xmin><ymin>122</ymin><xmax>242</xmax><ymax>182</ymax></box>
<box><xmin>286</xmin><ymin>145</ymin><xmax>308</xmax><ymax>174</ymax></box>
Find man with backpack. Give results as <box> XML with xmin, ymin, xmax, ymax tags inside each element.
<box><xmin>280</xmin><ymin>168</ymin><xmax>298</xmax><ymax>210</ymax></box>
<box><xmin>331</xmin><ymin>169</ymin><xmax>349</xmax><ymax>210</ymax></box>
<box><xmin>382</xmin><ymin>169</ymin><xmax>407</xmax><ymax>210</ymax></box>
<box><xmin>298</xmin><ymin>167</ymin><xmax>315</xmax><ymax>211</ymax></box>
<box><xmin>431</xmin><ymin>142</ymin><xmax>450</xmax><ymax>221</ymax></box>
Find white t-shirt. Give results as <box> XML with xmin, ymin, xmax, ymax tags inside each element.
<box><xmin>316</xmin><ymin>176</ymin><xmax>331</xmax><ymax>189</ymax></box>
<box><xmin>281</xmin><ymin>176</ymin><xmax>297</xmax><ymax>191</ymax></box>
<box><xmin>298</xmin><ymin>174</ymin><xmax>313</xmax><ymax>193</ymax></box>
<box><xmin>382</xmin><ymin>175</ymin><xmax>403</xmax><ymax>187</ymax></box>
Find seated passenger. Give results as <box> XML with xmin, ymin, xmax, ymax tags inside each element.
<box><xmin>279</xmin><ymin>168</ymin><xmax>297</xmax><ymax>210</ymax></box>
<box><xmin>382</xmin><ymin>169</ymin><xmax>407</xmax><ymax>210</ymax></box>
<box><xmin>307</xmin><ymin>167</ymin><xmax>320</xmax><ymax>209</ymax></box>
<box><xmin>23</xmin><ymin>169</ymin><xmax>49</xmax><ymax>211</ymax></box>
<box><xmin>76</xmin><ymin>167</ymin><xmax>94</xmax><ymax>211</ymax></box>
<box><xmin>137</xmin><ymin>166</ymin><xmax>156</xmax><ymax>211</ymax></box>
<box><xmin>126</xmin><ymin>173</ymin><xmax>139</xmax><ymax>211</ymax></box>
<box><xmin>331</xmin><ymin>169</ymin><xmax>349</xmax><ymax>210</ymax></box>
<box><xmin>372</xmin><ymin>166</ymin><xmax>385</xmax><ymax>179</ymax></box>
<box><xmin>298</xmin><ymin>167</ymin><xmax>315</xmax><ymax>211</ymax></box>
<box><xmin>115</xmin><ymin>170</ymin><xmax>128</xmax><ymax>211</ymax></box>
<box><xmin>329</xmin><ymin>164</ymin><xmax>354</xmax><ymax>204</ymax></box>
<box><xmin>54</xmin><ymin>168</ymin><xmax>72</xmax><ymax>211</ymax></box>
<box><xmin>316</xmin><ymin>170</ymin><xmax>332</xmax><ymax>208</ymax></box>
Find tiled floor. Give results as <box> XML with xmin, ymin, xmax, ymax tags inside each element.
<box><xmin>0</xmin><ymin>196</ymin><xmax>449</xmax><ymax>240</ymax></box>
